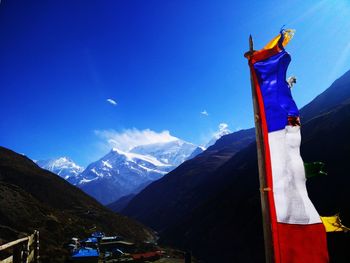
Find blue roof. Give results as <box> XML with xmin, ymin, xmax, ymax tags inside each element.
<box><xmin>91</xmin><ymin>232</ymin><xmax>105</xmax><ymax>238</ymax></box>
<box><xmin>81</xmin><ymin>237</ymin><xmax>98</xmax><ymax>243</ymax></box>
<box><xmin>72</xmin><ymin>248</ymin><xmax>99</xmax><ymax>258</ymax></box>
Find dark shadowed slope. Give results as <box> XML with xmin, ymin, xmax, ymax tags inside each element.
<box><xmin>107</xmin><ymin>194</ymin><xmax>136</xmax><ymax>213</ymax></box>
<box><xmin>161</xmin><ymin>100</ymin><xmax>350</xmax><ymax>262</ymax></box>
<box><xmin>302</xmin><ymin>99</ymin><xmax>350</xmax><ymax>221</ymax></box>
<box><xmin>0</xmin><ymin>147</ymin><xmax>154</xmax><ymax>262</ymax></box>
<box><xmin>161</xmin><ymin>142</ymin><xmax>263</xmax><ymax>263</ymax></box>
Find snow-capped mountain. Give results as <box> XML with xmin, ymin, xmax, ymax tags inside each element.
<box><xmin>75</xmin><ymin>139</ymin><xmax>200</xmax><ymax>205</ymax></box>
<box><xmin>206</xmin><ymin>123</ymin><xmax>231</xmax><ymax>148</ymax></box>
<box><xmin>35</xmin><ymin>138</ymin><xmax>201</xmax><ymax>205</ymax></box>
<box><xmin>77</xmin><ymin>148</ymin><xmax>173</xmax><ymax>205</ymax></box>
<box><xmin>36</xmin><ymin>157</ymin><xmax>84</xmax><ymax>181</ymax></box>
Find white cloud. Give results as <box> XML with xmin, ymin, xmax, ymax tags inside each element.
<box><xmin>94</xmin><ymin>128</ymin><xmax>178</xmax><ymax>152</ymax></box>
<box><xmin>201</xmin><ymin>110</ymin><xmax>209</xmax><ymax>116</ymax></box>
<box><xmin>106</xmin><ymin>98</ymin><xmax>117</xmax><ymax>106</ymax></box>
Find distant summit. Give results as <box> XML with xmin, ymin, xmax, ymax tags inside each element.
<box><xmin>36</xmin><ymin>157</ymin><xmax>83</xmax><ymax>181</ymax></box>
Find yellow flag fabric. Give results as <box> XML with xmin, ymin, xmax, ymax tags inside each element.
<box><xmin>321</xmin><ymin>215</ymin><xmax>350</xmax><ymax>232</ymax></box>
<box><xmin>263</xmin><ymin>29</ymin><xmax>295</xmax><ymax>50</ymax></box>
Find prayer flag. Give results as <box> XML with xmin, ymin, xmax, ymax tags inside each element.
<box><xmin>245</xmin><ymin>30</ymin><xmax>329</xmax><ymax>263</ymax></box>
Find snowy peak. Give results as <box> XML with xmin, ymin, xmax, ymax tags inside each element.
<box><xmin>77</xmin><ymin>148</ymin><xmax>171</xmax><ymax>184</ymax></box>
<box><xmin>206</xmin><ymin>123</ymin><xmax>232</xmax><ymax>148</ymax></box>
<box><xmin>36</xmin><ymin>157</ymin><xmax>84</xmax><ymax>180</ymax></box>
<box><xmin>76</xmin><ymin>148</ymin><xmax>174</xmax><ymax>204</ymax></box>
<box><xmin>130</xmin><ymin>139</ymin><xmax>198</xmax><ymax>166</ymax></box>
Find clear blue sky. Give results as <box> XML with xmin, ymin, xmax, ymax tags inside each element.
<box><xmin>1</xmin><ymin>0</ymin><xmax>350</xmax><ymax>166</ymax></box>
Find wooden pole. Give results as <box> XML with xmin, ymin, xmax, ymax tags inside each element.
<box><xmin>246</xmin><ymin>35</ymin><xmax>274</xmax><ymax>263</ymax></box>
<box><xmin>33</xmin><ymin>231</ymin><xmax>39</xmax><ymax>263</ymax></box>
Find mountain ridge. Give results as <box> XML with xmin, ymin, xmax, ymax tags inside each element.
<box><xmin>301</xmin><ymin>69</ymin><xmax>350</xmax><ymax>121</ymax></box>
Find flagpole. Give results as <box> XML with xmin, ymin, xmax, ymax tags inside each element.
<box><xmin>245</xmin><ymin>35</ymin><xmax>274</xmax><ymax>263</ymax></box>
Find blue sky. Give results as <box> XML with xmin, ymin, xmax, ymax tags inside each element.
<box><xmin>1</xmin><ymin>0</ymin><xmax>350</xmax><ymax>166</ymax></box>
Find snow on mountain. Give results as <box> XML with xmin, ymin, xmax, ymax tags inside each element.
<box><xmin>206</xmin><ymin>123</ymin><xmax>231</xmax><ymax>148</ymax></box>
<box><xmin>130</xmin><ymin>139</ymin><xmax>198</xmax><ymax>166</ymax></box>
<box><xmin>36</xmin><ymin>157</ymin><xmax>84</xmax><ymax>181</ymax></box>
<box><xmin>76</xmin><ymin>139</ymin><xmax>199</xmax><ymax>205</ymax></box>
<box><xmin>76</xmin><ymin>148</ymin><xmax>174</xmax><ymax>205</ymax></box>
<box><xmin>35</xmin><ymin>138</ymin><xmax>201</xmax><ymax>205</ymax></box>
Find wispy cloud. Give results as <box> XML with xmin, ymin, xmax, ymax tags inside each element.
<box><xmin>94</xmin><ymin>128</ymin><xmax>178</xmax><ymax>152</ymax></box>
<box><xmin>106</xmin><ymin>98</ymin><xmax>117</xmax><ymax>106</ymax></box>
<box><xmin>200</xmin><ymin>110</ymin><xmax>209</xmax><ymax>116</ymax></box>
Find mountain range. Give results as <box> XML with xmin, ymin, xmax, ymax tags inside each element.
<box><xmin>78</xmin><ymin>139</ymin><xmax>202</xmax><ymax>205</ymax></box>
<box><xmin>120</xmin><ymin>69</ymin><xmax>350</xmax><ymax>262</ymax></box>
<box><xmin>37</xmin><ymin>134</ymin><xmax>210</xmax><ymax>205</ymax></box>
<box><xmin>78</xmin><ymin>148</ymin><xmax>172</xmax><ymax>205</ymax></box>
